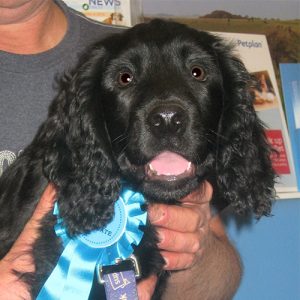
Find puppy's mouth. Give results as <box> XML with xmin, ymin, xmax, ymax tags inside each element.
<box><xmin>145</xmin><ymin>151</ymin><xmax>195</xmax><ymax>181</ymax></box>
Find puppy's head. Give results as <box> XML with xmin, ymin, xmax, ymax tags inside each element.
<box><xmin>98</xmin><ymin>20</ymin><xmax>275</xmax><ymax>214</ymax></box>
<box><xmin>100</xmin><ymin>21</ymin><xmax>223</xmax><ymax>200</ymax></box>
<box><xmin>45</xmin><ymin>20</ymin><xmax>275</xmax><ymax>234</ymax></box>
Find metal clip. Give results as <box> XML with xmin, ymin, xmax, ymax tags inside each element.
<box><xmin>98</xmin><ymin>254</ymin><xmax>141</xmax><ymax>284</ymax></box>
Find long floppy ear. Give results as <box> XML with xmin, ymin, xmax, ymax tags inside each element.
<box><xmin>38</xmin><ymin>45</ymin><xmax>121</xmax><ymax>236</ymax></box>
<box><xmin>213</xmin><ymin>44</ymin><xmax>276</xmax><ymax>217</ymax></box>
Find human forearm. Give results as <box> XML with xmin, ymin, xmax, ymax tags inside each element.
<box><xmin>162</xmin><ymin>222</ymin><xmax>242</xmax><ymax>300</ymax></box>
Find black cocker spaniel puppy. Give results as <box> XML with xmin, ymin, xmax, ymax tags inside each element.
<box><xmin>0</xmin><ymin>19</ymin><xmax>275</xmax><ymax>299</ymax></box>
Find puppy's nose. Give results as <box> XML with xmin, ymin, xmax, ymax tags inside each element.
<box><xmin>147</xmin><ymin>104</ymin><xmax>187</xmax><ymax>136</ymax></box>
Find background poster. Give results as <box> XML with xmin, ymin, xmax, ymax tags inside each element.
<box><xmin>280</xmin><ymin>63</ymin><xmax>300</xmax><ymax>191</ymax></box>
<box><xmin>216</xmin><ymin>31</ymin><xmax>298</xmax><ymax>192</ymax></box>
<box><xmin>64</xmin><ymin>0</ymin><xmax>142</xmax><ymax>26</ymax></box>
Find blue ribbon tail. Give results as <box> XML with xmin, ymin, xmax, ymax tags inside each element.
<box><xmin>37</xmin><ymin>241</ymin><xmax>102</xmax><ymax>300</ymax></box>
<box><xmin>60</xmin><ymin>244</ymin><xmax>103</xmax><ymax>299</ymax></box>
<box><xmin>37</xmin><ymin>240</ymin><xmax>78</xmax><ymax>299</ymax></box>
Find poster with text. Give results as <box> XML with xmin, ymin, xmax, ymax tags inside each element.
<box><xmin>63</xmin><ymin>0</ymin><xmax>142</xmax><ymax>27</ymax></box>
<box><xmin>216</xmin><ymin>31</ymin><xmax>298</xmax><ymax>192</ymax></box>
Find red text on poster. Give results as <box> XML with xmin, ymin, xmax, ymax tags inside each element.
<box><xmin>266</xmin><ymin>130</ymin><xmax>291</xmax><ymax>174</ymax></box>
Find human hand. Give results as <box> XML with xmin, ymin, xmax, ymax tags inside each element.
<box><xmin>150</xmin><ymin>180</ymin><xmax>213</xmax><ymax>270</ymax></box>
<box><xmin>0</xmin><ymin>184</ymin><xmax>56</xmax><ymax>300</ymax></box>
<box><xmin>0</xmin><ymin>181</ymin><xmax>215</xmax><ymax>300</ymax></box>
<box><xmin>137</xmin><ymin>181</ymin><xmax>214</xmax><ymax>299</ymax></box>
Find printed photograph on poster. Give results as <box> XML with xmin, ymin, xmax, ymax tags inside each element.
<box><xmin>251</xmin><ymin>70</ymin><xmax>279</xmax><ymax>110</ymax></box>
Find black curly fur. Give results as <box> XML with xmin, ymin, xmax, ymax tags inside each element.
<box><xmin>0</xmin><ymin>19</ymin><xmax>276</xmax><ymax>299</ymax></box>
<box><xmin>211</xmin><ymin>51</ymin><xmax>276</xmax><ymax>215</ymax></box>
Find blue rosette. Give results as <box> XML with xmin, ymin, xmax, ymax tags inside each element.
<box><xmin>37</xmin><ymin>187</ymin><xmax>147</xmax><ymax>300</ymax></box>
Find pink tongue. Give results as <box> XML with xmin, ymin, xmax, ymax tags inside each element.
<box><xmin>149</xmin><ymin>151</ymin><xmax>190</xmax><ymax>175</ymax></box>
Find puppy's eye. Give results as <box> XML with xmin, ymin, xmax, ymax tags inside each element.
<box><xmin>118</xmin><ymin>71</ymin><xmax>133</xmax><ymax>86</ymax></box>
<box><xmin>191</xmin><ymin>66</ymin><xmax>206</xmax><ymax>81</ymax></box>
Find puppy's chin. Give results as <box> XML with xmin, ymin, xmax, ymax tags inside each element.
<box><xmin>142</xmin><ymin>177</ymin><xmax>200</xmax><ymax>203</ymax></box>
<box><xmin>117</xmin><ymin>152</ymin><xmax>208</xmax><ymax>203</ymax></box>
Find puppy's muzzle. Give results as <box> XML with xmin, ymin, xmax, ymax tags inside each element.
<box><xmin>147</xmin><ymin>104</ymin><xmax>187</xmax><ymax>137</ymax></box>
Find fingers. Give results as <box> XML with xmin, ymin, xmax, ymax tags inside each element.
<box><xmin>137</xmin><ymin>251</ymin><xmax>198</xmax><ymax>300</ymax></box>
<box><xmin>148</xmin><ymin>181</ymin><xmax>213</xmax><ymax>233</ymax></box>
<box><xmin>161</xmin><ymin>251</ymin><xmax>198</xmax><ymax>270</ymax></box>
<box><xmin>157</xmin><ymin>228</ymin><xmax>206</xmax><ymax>271</ymax></box>
<box><xmin>137</xmin><ymin>274</ymin><xmax>158</xmax><ymax>300</ymax></box>
<box><xmin>148</xmin><ymin>181</ymin><xmax>214</xmax><ymax>273</ymax></box>
<box><xmin>157</xmin><ymin>228</ymin><xmax>202</xmax><ymax>254</ymax></box>
<box><xmin>148</xmin><ymin>203</ymin><xmax>204</xmax><ymax>233</ymax></box>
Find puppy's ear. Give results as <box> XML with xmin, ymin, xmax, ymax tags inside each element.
<box><xmin>40</xmin><ymin>46</ymin><xmax>121</xmax><ymax>236</ymax></box>
<box><xmin>214</xmin><ymin>45</ymin><xmax>276</xmax><ymax>217</ymax></box>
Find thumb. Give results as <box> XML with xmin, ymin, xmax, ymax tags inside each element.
<box><xmin>14</xmin><ymin>183</ymin><xmax>56</xmax><ymax>248</ymax></box>
<box><xmin>29</xmin><ymin>183</ymin><xmax>57</xmax><ymax>223</ymax></box>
